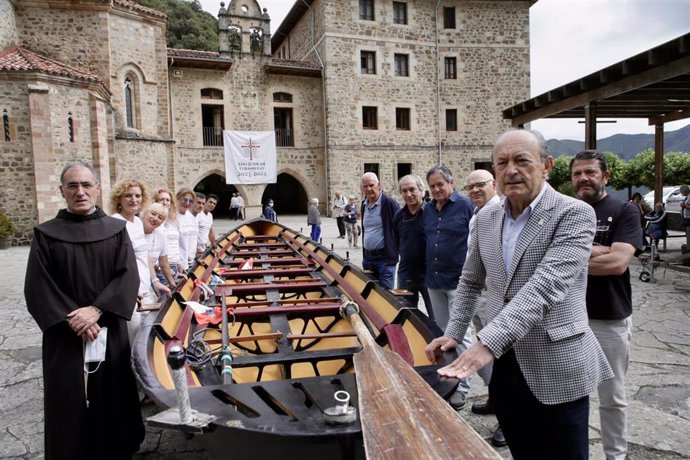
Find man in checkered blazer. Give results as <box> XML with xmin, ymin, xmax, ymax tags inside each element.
<box><xmin>426</xmin><ymin>129</ymin><xmax>613</xmax><ymax>459</ymax></box>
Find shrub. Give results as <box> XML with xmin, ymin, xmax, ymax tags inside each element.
<box><xmin>0</xmin><ymin>211</ymin><xmax>15</xmax><ymax>238</ymax></box>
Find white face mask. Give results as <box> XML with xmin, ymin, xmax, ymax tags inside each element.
<box><xmin>84</xmin><ymin>327</ymin><xmax>108</xmax><ymax>365</ymax></box>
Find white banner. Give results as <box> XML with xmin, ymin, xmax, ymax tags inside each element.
<box><xmin>223</xmin><ymin>130</ymin><xmax>277</xmax><ymax>184</ymax></box>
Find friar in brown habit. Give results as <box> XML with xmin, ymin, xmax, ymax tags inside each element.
<box><xmin>24</xmin><ymin>161</ymin><xmax>144</xmax><ymax>460</ymax></box>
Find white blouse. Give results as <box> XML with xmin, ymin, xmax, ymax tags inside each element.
<box><xmin>112</xmin><ymin>213</ymin><xmax>151</xmax><ymax>297</ymax></box>
<box><xmin>177</xmin><ymin>211</ymin><xmax>199</xmax><ymax>269</ymax></box>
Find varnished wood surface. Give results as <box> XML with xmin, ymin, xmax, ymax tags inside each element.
<box><xmin>345</xmin><ymin>303</ymin><xmax>501</xmax><ymax>460</ymax></box>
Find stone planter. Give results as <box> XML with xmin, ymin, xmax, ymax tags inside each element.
<box><xmin>0</xmin><ymin>236</ymin><xmax>12</xmax><ymax>249</ymax></box>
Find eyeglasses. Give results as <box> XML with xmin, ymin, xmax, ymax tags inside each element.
<box><xmin>62</xmin><ymin>182</ymin><xmax>97</xmax><ymax>191</ymax></box>
<box><xmin>464</xmin><ymin>180</ymin><xmax>492</xmax><ymax>192</ymax></box>
<box><xmin>179</xmin><ymin>198</ymin><xmax>193</xmax><ymax>204</ymax></box>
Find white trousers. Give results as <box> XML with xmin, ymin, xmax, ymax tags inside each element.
<box><xmin>590</xmin><ymin>316</ymin><xmax>632</xmax><ymax>460</ymax></box>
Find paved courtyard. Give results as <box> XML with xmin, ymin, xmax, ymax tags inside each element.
<box><xmin>1</xmin><ymin>215</ymin><xmax>688</xmax><ymax>459</ymax></box>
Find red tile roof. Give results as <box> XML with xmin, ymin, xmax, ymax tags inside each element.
<box><xmin>113</xmin><ymin>0</ymin><xmax>167</xmax><ymax>19</ymax></box>
<box><xmin>0</xmin><ymin>46</ymin><xmax>103</xmax><ymax>84</ymax></box>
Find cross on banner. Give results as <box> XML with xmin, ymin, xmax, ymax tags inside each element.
<box><xmin>241</xmin><ymin>138</ymin><xmax>261</xmax><ymax>161</ymax></box>
<box><xmin>223</xmin><ymin>130</ymin><xmax>277</xmax><ymax>184</ymax></box>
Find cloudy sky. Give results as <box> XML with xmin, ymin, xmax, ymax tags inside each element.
<box><xmin>199</xmin><ymin>0</ymin><xmax>690</xmax><ymax>141</ymax></box>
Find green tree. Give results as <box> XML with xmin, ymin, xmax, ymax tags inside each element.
<box><xmin>620</xmin><ymin>149</ymin><xmax>690</xmax><ymax>190</ymax></box>
<box><xmin>603</xmin><ymin>152</ymin><xmax>626</xmax><ymax>190</ymax></box>
<box><xmin>663</xmin><ymin>151</ymin><xmax>690</xmax><ymax>185</ymax></box>
<box><xmin>547</xmin><ymin>155</ymin><xmax>573</xmax><ymax>194</ymax></box>
<box><xmin>136</xmin><ymin>0</ymin><xmax>219</xmax><ymax>51</ymax></box>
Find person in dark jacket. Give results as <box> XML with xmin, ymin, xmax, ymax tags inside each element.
<box><xmin>360</xmin><ymin>172</ymin><xmax>400</xmax><ymax>289</ymax></box>
<box><xmin>25</xmin><ymin>161</ymin><xmax>144</xmax><ymax>460</ymax></box>
<box><xmin>392</xmin><ymin>174</ymin><xmax>432</xmax><ymax>316</ymax></box>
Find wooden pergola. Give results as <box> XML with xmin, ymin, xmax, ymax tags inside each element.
<box><xmin>503</xmin><ymin>32</ymin><xmax>690</xmax><ymax>204</ymax></box>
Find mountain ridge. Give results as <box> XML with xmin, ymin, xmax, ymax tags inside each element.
<box><xmin>545</xmin><ymin>123</ymin><xmax>690</xmax><ymax>159</ymax></box>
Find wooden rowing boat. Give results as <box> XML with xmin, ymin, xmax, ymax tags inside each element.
<box><xmin>132</xmin><ymin>219</ymin><xmax>464</xmax><ymax>459</ymax></box>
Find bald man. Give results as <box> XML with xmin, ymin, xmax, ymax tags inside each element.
<box><xmin>464</xmin><ymin>169</ymin><xmax>504</xmax><ymax>446</ymax></box>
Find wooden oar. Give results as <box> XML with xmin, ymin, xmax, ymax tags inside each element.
<box><xmin>341</xmin><ymin>300</ymin><xmax>501</xmax><ymax>460</ymax></box>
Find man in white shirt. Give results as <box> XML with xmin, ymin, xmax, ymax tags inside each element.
<box><xmin>237</xmin><ymin>193</ymin><xmax>245</xmax><ymax>220</ymax></box>
<box><xmin>230</xmin><ymin>192</ymin><xmax>240</xmax><ymax>220</ymax></box>
<box><xmin>197</xmin><ymin>193</ymin><xmax>217</xmax><ymax>250</ymax></box>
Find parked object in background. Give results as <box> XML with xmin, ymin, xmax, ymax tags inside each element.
<box><xmin>644</xmin><ymin>186</ymin><xmax>683</xmax><ymax>214</ymax></box>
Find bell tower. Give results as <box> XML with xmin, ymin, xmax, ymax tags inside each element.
<box><xmin>218</xmin><ymin>0</ymin><xmax>271</xmax><ymax>57</ymax></box>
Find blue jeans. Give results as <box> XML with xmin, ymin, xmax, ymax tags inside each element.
<box><xmin>310</xmin><ymin>225</ymin><xmax>321</xmax><ymax>242</ymax></box>
<box><xmin>362</xmin><ymin>255</ymin><xmax>395</xmax><ymax>290</ymax></box>
<box><xmin>396</xmin><ymin>268</ymin><xmax>433</xmax><ymax>320</ymax></box>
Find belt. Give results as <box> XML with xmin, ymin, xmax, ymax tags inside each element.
<box><xmin>364</xmin><ymin>248</ymin><xmax>385</xmax><ymax>257</ymax></box>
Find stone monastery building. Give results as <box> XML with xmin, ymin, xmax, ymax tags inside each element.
<box><xmin>0</xmin><ymin>0</ymin><xmax>532</xmax><ymax>243</ymax></box>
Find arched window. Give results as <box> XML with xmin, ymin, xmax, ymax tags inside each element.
<box><xmin>124</xmin><ymin>77</ymin><xmax>135</xmax><ymax>128</ymax></box>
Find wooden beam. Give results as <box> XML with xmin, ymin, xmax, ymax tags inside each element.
<box><xmin>507</xmin><ymin>54</ymin><xmax>690</xmax><ymax>126</ymax></box>
<box><xmin>585</xmin><ymin>102</ymin><xmax>597</xmax><ymax>150</ymax></box>
<box><xmin>654</xmin><ymin>123</ymin><xmax>664</xmax><ymax>208</ymax></box>
<box><xmin>649</xmin><ymin>108</ymin><xmax>690</xmax><ymax>125</ymax></box>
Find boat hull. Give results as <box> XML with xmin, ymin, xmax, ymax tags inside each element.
<box><xmin>132</xmin><ymin>219</ymin><xmax>458</xmax><ymax>450</ymax></box>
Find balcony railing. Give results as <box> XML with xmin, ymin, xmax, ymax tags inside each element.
<box><xmin>275</xmin><ymin>128</ymin><xmax>294</xmax><ymax>147</ymax></box>
<box><xmin>203</xmin><ymin>127</ymin><xmax>223</xmax><ymax>147</ymax></box>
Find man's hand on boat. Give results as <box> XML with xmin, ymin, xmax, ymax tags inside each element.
<box><xmin>67</xmin><ymin>306</ymin><xmax>102</xmax><ymax>341</ymax></box>
<box><xmin>425</xmin><ymin>337</ymin><xmax>495</xmax><ymax>379</ymax></box>
<box><xmin>152</xmin><ymin>280</ymin><xmax>172</xmax><ymax>299</ymax></box>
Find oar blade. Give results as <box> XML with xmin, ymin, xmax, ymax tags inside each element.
<box><xmin>354</xmin><ymin>346</ymin><xmax>500</xmax><ymax>460</ymax></box>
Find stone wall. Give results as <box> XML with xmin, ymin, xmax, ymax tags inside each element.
<box><xmin>0</xmin><ymin>78</ymin><xmax>107</xmax><ymax>243</ymax></box>
<box><xmin>15</xmin><ymin>6</ymin><xmax>111</xmax><ymax>89</ymax></box>
<box><xmin>0</xmin><ymin>78</ymin><xmax>36</xmax><ymax>245</ymax></box>
<box><xmin>319</xmin><ymin>0</ymin><xmax>530</xmax><ymax>204</ymax></box>
<box><xmin>113</xmin><ymin>137</ymin><xmax>174</xmax><ymax>196</ymax></box>
<box><xmin>0</xmin><ymin>0</ymin><xmax>18</xmax><ymax>49</ymax></box>
<box><xmin>108</xmin><ymin>11</ymin><xmax>170</xmax><ymax>136</ymax></box>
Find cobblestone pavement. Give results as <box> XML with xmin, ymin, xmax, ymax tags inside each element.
<box><xmin>1</xmin><ymin>216</ymin><xmax>688</xmax><ymax>459</ymax></box>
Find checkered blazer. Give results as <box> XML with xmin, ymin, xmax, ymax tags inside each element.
<box><xmin>446</xmin><ymin>184</ymin><xmax>613</xmax><ymax>405</ymax></box>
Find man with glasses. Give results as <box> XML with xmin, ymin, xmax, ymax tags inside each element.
<box><xmin>392</xmin><ymin>174</ymin><xmax>433</xmax><ymax>318</ymax></box>
<box><xmin>426</xmin><ymin>130</ymin><xmax>612</xmax><ymax>458</ymax></box>
<box><xmin>423</xmin><ymin>165</ymin><xmax>474</xmax><ymax>410</ymax></box>
<box><xmin>570</xmin><ymin>150</ymin><xmax>641</xmax><ymax>460</ymax></box>
<box><xmin>464</xmin><ymin>169</ymin><xmax>505</xmax><ymax>447</ymax></box>
<box><xmin>25</xmin><ymin>161</ymin><xmax>145</xmax><ymax>459</ymax></box>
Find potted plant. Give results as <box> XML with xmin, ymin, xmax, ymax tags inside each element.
<box><xmin>0</xmin><ymin>211</ymin><xmax>15</xmax><ymax>249</ymax></box>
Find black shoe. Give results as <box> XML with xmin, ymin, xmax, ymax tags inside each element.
<box><xmin>491</xmin><ymin>426</ymin><xmax>506</xmax><ymax>447</ymax></box>
<box><xmin>471</xmin><ymin>399</ymin><xmax>495</xmax><ymax>415</ymax></box>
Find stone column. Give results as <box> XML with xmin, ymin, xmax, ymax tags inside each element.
<box><xmin>90</xmin><ymin>92</ymin><xmax>112</xmax><ymax>206</ymax></box>
<box><xmin>28</xmin><ymin>83</ymin><xmax>58</xmax><ymax>224</ymax></box>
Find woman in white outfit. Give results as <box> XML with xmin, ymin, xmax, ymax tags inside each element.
<box><xmin>142</xmin><ymin>203</ymin><xmax>176</xmax><ymax>287</ymax></box>
<box><xmin>153</xmin><ymin>188</ymin><xmax>185</xmax><ymax>283</ymax></box>
<box><xmin>109</xmin><ymin>180</ymin><xmax>170</xmax><ymax>344</ymax></box>
<box><xmin>176</xmin><ymin>188</ymin><xmax>200</xmax><ymax>271</ymax></box>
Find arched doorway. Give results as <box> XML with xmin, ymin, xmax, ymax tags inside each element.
<box><xmin>194</xmin><ymin>173</ymin><xmax>236</xmax><ymax>218</ymax></box>
<box><xmin>262</xmin><ymin>173</ymin><xmax>308</xmax><ymax>215</ymax></box>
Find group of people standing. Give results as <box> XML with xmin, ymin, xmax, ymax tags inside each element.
<box><xmin>357</xmin><ymin>129</ymin><xmax>640</xmax><ymax>460</ymax></box>
<box><xmin>24</xmin><ymin>123</ymin><xmax>658</xmax><ymax>459</ymax></box>
<box><xmin>24</xmin><ymin>161</ymin><xmax>218</xmax><ymax>460</ymax></box>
